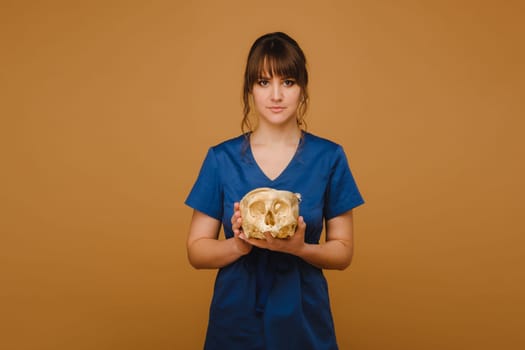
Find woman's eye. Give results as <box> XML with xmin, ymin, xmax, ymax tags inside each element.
<box><xmin>283</xmin><ymin>79</ymin><xmax>295</xmax><ymax>86</ymax></box>
<box><xmin>258</xmin><ymin>79</ymin><xmax>269</xmax><ymax>86</ymax></box>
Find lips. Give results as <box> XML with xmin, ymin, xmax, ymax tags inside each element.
<box><xmin>268</xmin><ymin>106</ymin><xmax>286</xmax><ymax>112</ymax></box>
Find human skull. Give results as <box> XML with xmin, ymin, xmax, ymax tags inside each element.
<box><xmin>240</xmin><ymin>187</ymin><xmax>301</xmax><ymax>239</ymax></box>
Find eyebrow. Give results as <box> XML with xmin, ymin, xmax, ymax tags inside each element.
<box><xmin>258</xmin><ymin>75</ymin><xmax>272</xmax><ymax>80</ymax></box>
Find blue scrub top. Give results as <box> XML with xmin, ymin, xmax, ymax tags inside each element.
<box><xmin>185</xmin><ymin>132</ymin><xmax>364</xmax><ymax>350</ymax></box>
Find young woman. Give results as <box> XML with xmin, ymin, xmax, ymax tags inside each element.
<box><xmin>185</xmin><ymin>32</ymin><xmax>364</xmax><ymax>350</ymax></box>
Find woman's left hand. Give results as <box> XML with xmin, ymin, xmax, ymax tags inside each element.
<box><xmin>240</xmin><ymin>216</ymin><xmax>307</xmax><ymax>256</ymax></box>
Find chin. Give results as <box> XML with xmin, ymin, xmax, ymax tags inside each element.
<box><xmin>259</xmin><ymin>114</ymin><xmax>297</xmax><ymax>126</ymax></box>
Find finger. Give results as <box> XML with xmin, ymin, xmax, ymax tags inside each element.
<box><xmin>231</xmin><ymin>211</ymin><xmax>241</xmax><ymax>226</ymax></box>
<box><xmin>243</xmin><ymin>237</ymin><xmax>265</xmax><ymax>249</ymax></box>
<box><xmin>263</xmin><ymin>232</ymin><xmax>274</xmax><ymax>242</ymax></box>
<box><xmin>235</xmin><ymin>228</ymin><xmax>246</xmax><ymax>242</ymax></box>
<box><xmin>234</xmin><ymin>222</ymin><xmax>242</xmax><ymax>234</ymax></box>
<box><xmin>234</xmin><ymin>217</ymin><xmax>243</xmax><ymax>231</ymax></box>
<box><xmin>296</xmin><ymin>216</ymin><xmax>306</xmax><ymax>234</ymax></box>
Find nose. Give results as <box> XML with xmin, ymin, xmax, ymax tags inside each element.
<box><xmin>265</xmin><ymin>210</ymin><xmax>275</xmax><ymax>226</ymax></box>
<box><xmin>270</xmin><ymin>83</ymin><xmax>283</xmax><ymax>102</ymax></box>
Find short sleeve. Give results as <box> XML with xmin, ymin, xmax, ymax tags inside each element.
<box><xmin>324</xmin><ymin>146</ymin><xmax>364</xmax><ymax>220</ymax></box>
<box><xmin>185</xmin><ymin>148</ymin><xmax>223</xmax><ymax>220</ymax></box>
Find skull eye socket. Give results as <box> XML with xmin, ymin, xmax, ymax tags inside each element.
<box><xmin>248</xmin><ymin>201</ymin><xmax>266</xmax><ymax>217</ymax></box>
<box><xmin>273</xmin><ymin>200</ymin><xmax>289</xmax><ymax>214</ymax></box>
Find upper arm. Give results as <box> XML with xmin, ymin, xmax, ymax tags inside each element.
<box><xmin>325</xmin><ymin>209</ymin><xmax>354</xmax><ymax>245</ymax></box>
<box><xmin>187</xmin><ymin>209</ymin><xmax>221</xmax><ymax>248</ymax></box>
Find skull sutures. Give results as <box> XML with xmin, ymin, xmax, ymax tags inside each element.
<box><xmin>240</xmin><ymin>187</ymin><xmax>301</xmax><ymax>239</ymax></box>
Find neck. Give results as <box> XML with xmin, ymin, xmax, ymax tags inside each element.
<box><xmin>250</xmin><ymin>123</ymin><xmax>302</xmax><ymax>145</ymax></box>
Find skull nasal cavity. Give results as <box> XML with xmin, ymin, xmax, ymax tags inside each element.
<box><xmin>265</xmin><ymin>211</ymin><xmax>275</xmax><ymax>226</ymax></box>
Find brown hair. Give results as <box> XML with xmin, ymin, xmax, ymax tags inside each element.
<box><xmin>241</xmin><ymin>32</ymin><xmax>309</xmax><ymax>134</ymax></box>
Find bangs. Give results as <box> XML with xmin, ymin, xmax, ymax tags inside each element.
<box><xmin>257</xmin><ymin>54</ymin><xmax>300</xmax><ymax>80</ymax></box>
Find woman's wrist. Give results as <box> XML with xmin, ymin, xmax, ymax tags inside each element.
<box><xmin>229</xmin><ymin>235</ymin><xmax>251</xmax><ymax>257</ymax></box>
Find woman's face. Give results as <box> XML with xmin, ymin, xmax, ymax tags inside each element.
<box><xmin>251</xmin><ymin>72</ymin><xmax>302</xmax><ymax>128</ymax></box>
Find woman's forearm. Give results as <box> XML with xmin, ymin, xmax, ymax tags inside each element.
<box><xmin>188</xmin><ymin>237</ymin><xmax>246</xmax><ymax>269</ymax></box>
<box><xmin>296</xmin><ymin>239</ymin><xmax>353</xmax><ymax>270</ymax></box>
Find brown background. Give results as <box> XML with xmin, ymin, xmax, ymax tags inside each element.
<box><xmin>1</xmin><ymin>0</ymin><xmax>524</xmax><ymax>349</ymax></box>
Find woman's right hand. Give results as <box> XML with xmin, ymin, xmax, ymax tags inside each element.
<box><xmin>231</xmin><ymin>202</ymin><xmax>252</xmax><ymax>255</ymax></box>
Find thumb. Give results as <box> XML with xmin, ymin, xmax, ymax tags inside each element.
<box><xmin>296</xmin><ymin>216</ymin><xmax>306</xmax><ymax>234</ymax></box>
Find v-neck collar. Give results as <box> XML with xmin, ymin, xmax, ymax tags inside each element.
<box><xmin>247</xmin><ymin>131</ymin><xmax>306</xmax><ymax>183</ymax></box>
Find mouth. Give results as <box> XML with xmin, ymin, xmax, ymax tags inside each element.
<box><xmin>268</xmin><ymin>106</ymin><xmax>286</xmax><ymax>112</ymax></box>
